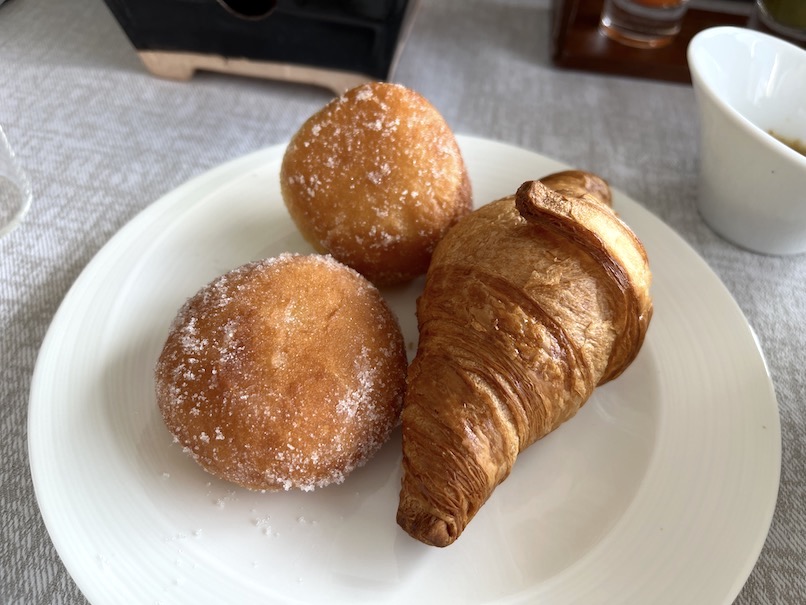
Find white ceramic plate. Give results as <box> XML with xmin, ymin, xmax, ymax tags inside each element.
<box><xmin>29</xmin><ymin>136</ymin><xmax>780</xmax><ymax>604</ymax></box>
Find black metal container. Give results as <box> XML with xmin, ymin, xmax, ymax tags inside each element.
<box><xmin>103</xmin><ymin>0</ymin><xmax>418</xmax><ymax>93</ymax></box>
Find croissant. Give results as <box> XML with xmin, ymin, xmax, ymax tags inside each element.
<box><xmin>396</xmin><ymin>170</ymin><xmax>653</xmax><ymax>547</ymax></box>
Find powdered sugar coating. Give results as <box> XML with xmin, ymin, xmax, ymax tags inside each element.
<box><xmin>280</xmin><ymin>82</ymin><xmax>472</xmax><ymax>285</ymax></box>
<box><xmin>155</xmin><ymin>253</ymin><xmax>407</xmax><ymax>492</ymax></box>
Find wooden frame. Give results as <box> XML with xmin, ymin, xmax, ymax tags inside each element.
<box><xmin>551</xmin><ymin>0</ymin><xmax>752</xmax><ymax>82</ymax></box>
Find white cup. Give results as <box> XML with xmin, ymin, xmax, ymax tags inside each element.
<box><xmin>688</xmin><ymin>26</ymin><xmax>806</xmax><ymax>255</ymax></box>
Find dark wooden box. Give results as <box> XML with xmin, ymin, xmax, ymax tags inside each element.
<box><xmin>103</xmin><ymin>0</ymin><xmax>418</xmax><ymax>93</ymax></box>
<box><xmin>551</xmin><ymin>0</ymin><xmax>754</xmax><ymax>83</ymax></box>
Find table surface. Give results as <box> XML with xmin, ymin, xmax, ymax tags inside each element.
<box><xmin>2</xmin><ymin>0</ymin><xmax>804</xmax><ymax>603</ymax></box>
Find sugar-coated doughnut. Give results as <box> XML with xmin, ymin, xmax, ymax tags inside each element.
<box><xmin>280</xmin><ymin>82</ymin><xmax>472</xmax><ymax>286</ymax></box>
<box><xmin>155</xmin><ymin>253</ymin><xmax>407</xmax><ymax>491</ymax></box>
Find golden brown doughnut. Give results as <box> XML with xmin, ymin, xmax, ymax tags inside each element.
<box><xmin>280</xmin><ymin>81</ymin><xmax>472</xmax><ymax>286</ymax></box>
<box><xmin>155</xmin><ymin>253</ymin><xmax>407</xmax><ymax>491</ymax></box>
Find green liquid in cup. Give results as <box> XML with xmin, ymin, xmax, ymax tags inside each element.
<box><xmin>761</xmin><ymin>0</ymin><xmax>806</xmax><ymax>29</ymax></box>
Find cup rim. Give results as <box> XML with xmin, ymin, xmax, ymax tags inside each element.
<box><xmin>687</xmin><ymin>26</ymin><xmax>806</xmax><ymax>168</ymax></box>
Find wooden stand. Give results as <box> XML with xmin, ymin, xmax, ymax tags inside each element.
<box><xmin>551</xmin><ymin>0</ymin><xmax>752</xmax><ymax>83</ymax></box>
<box><xmin>139</xmin><ymin>51</ymin><xmax>373</xmax><ymax>95</ymax></box>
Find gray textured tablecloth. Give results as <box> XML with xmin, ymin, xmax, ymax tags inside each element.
<box><xmin>2</xmin><ymin>0</ymin><xmax>804</xmax><ymax>602</ymax></box>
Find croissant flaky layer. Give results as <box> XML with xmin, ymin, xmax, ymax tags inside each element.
<box><xmin>396</xmin><ymin>170</ymin><xmax>653</xmax><ymax>547</ymax></box>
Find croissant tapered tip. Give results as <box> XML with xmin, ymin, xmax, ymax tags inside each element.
<box><xmin>539</xmin><ymin>170</ymin><xmax>612</xmax><ymax>208</ymax></box>
<box><xmin>514</xmin><ymin>180</ymin><xmax>555</xmax><ymax>223</ymax></box>
<box><xmin>515</xmin><ymin>170</ymin><xmax>615</xmax><ymax>226</ymax></box>
<box><xmin>397</xmin><ymin>502</ymin><xmax>459</xmax><ymax>547</ymax></box>
<box><xmin>396</xmin><ymin>517</ymin><xmax>455</xmax><ymax>548</ymax></box>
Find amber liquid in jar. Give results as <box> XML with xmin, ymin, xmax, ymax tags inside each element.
<box><xmin>599</xmin><ymin>0</ymin><xmax>690</xmax><ymax>48</ymax></box>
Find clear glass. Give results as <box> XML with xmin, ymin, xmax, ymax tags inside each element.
<box><xmin>0</xmin><ymin>124</ymin><xmax>32</xmax><ymax>238</ymax></box>
<box><xmin>599</xmin><ymin>0</ymin><xmax>692</xmax><ymax>49</ymax></box>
